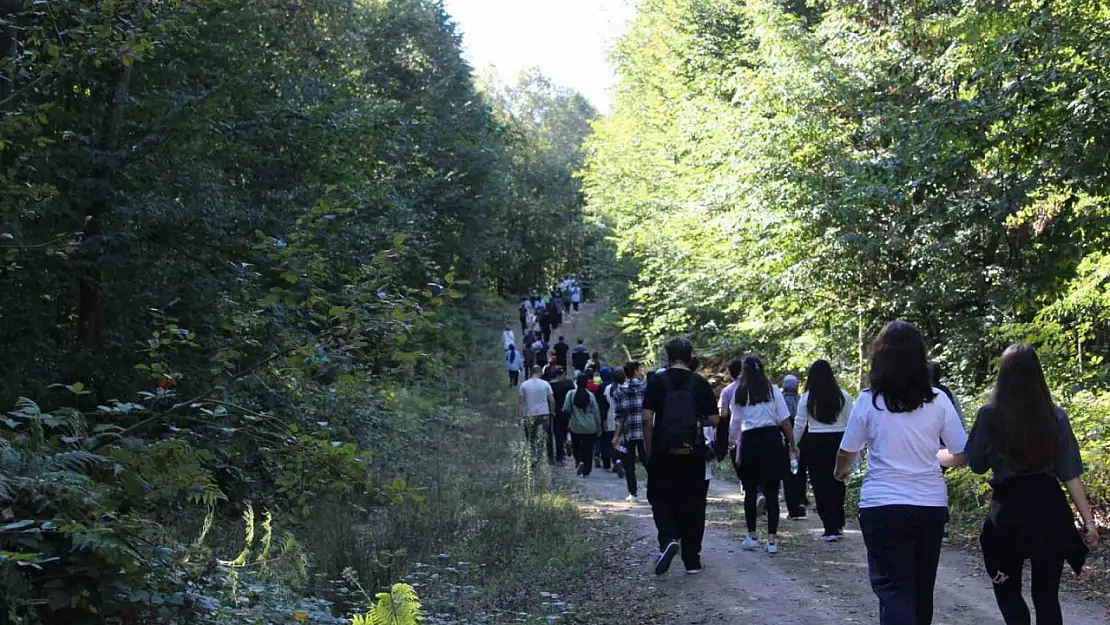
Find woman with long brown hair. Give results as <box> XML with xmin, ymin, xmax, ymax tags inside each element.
<box><xmin>794</xmin><ymin>359</ymin><xmax>852</xmax><ymax>541</ymax></box>
<box><xmin>939</xmin><ymin>344</ymin><xmax>1098</xmax><ymax>625</ymax></box>
<box><xmin>835</xmin><ymin>321</ymin><xmax>968</xmax><ymax>625</ymax></box>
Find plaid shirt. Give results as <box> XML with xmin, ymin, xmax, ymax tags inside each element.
<box><xmin>612</xmin><ymin>378</ymin><xmax>646</xmax><ymax>442</ymax></box>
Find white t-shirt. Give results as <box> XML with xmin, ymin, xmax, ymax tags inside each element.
<box><xmin>730</xmin><ymin>385</ymin><xmax>790</xmax><ymax>433</ymax></box>
<box><xmin>603</xmin><ymin>384</ymin><xmax>617</xmax><ymax>431</ymax></box>
<box><xmin>519</xmin><ymin>378</ymin><xmax>554</xmax><ymax>417</ymax></box>
<box><xmin>794</xmin><ymin>390</ymin><xmax>853</xmax><ymax>442</ymax></box>
<box><xmin>840</xmin><ymin>389</ymin><xmax>968</xmax><ymax>508</ymax></box>
<box><xmin>502</xmin><ymin>330</ymin><xmax>516</xmax><ymax>350</ymax></box>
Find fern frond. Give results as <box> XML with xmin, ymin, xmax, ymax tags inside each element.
<box><xmin>367</xmin><ymin>583</ymin><xmax>421</xmax><ymax>625</ymax></box>
<box><xmin>230</xmin><ymin>504</ymin><xmax>255</xmax><ymax>567</ymax></box>
<box><xmin>43</xmin><ymin>450</ymin><xmax>106</xmax><ymax>473</ymax></box>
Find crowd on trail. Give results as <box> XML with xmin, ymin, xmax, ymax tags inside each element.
<box><xmin>504</xmin><ymin>305</ymin><xmax>1101</xmax><ymax>625</ymax></box>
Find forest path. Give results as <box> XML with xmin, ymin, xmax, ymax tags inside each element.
<box><xmin>563</xmin><ymin>468</ymin><xmax>1109</xmax><ymax>625</ymax></box>
<box><xmin>549</xmin><ymin>303</ymin><xmax>1107</xmax><ymax>624</ymax></box>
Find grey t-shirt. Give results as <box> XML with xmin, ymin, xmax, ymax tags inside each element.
<box><xmin>966</xmin><ymin>405</ymin><xmax>1084</xmax><ymax>485</ymax></box>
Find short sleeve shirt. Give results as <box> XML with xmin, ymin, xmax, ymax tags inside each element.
<box><xmin>643</xmin><ymin>368</ymin><xmax>718</xmax><ymax>481</ymax></box>
<box><xmin>840</xmin><ymin>389</ymin><xmax>968</xmax><ymax>508</ymax></box>
<box><xmin>965</xmin><ymin>406</ymin><xmax>1084</xmax><ymax>485</ymax></box>
<box><xmin>519</xmin><ymin>378</ymin><xmax>553</xmax><ymax>417</ymax></box>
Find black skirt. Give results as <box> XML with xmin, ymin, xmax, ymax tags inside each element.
<box><xmin>736</xmin><ymin>425</ymin><xmax>789</xmax><ymax>485</ymax></box>
<box><xmin>979</xmin><ymin>473</ymin><xmax>1088</xmax><ymax>576</ymax></box>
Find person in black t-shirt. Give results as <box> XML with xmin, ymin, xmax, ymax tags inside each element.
<box><xmin>553</xmin><ymin>336</ymin><xmax>570</xmax><ymax>371</ymax></box>
<box><xmin>549</xmin><ymin>367</ymin><xmax>576</xmax><ymax>466</ymax></box>
<box><xmin>571</xmin><ymin>339</ymin><xmax>590</xmax><ymax>373</ymax></box>
<box><xmin>642</xmin><ymin>338</ymin><xmax>719</xmax><ymax>575</ymax></box>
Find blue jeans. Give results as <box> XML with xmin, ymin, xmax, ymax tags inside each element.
<box><xmin>859</xmin><ymin>505</ymin><xmax>948</xmax><ymax>625</ymax></box>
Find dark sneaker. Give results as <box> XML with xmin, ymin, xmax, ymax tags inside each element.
<box><xmin>614</xmin><ymin>462</ymin><xmax>625</xmax><ymax>479</ymax></box>
<box><xmin>654</xmin><ymin>541</ymin><xmax>680</xmax><ymax>575</ymax></box>
<box><xmin>576</xmin><ymin>462</ymin><xmax>585</xmax><ymax>476</ymax></box>
<box><xmin>685</xmin><ymin>557</ymin><xmax>703</xmax><ymax>575</ymax></box>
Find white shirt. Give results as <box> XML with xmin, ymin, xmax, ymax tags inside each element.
<box><xmin>502</xmin><ymin>330</ymin><xmax>515</xmax><ymax>350</ymax></box>
<box><xmin>728</xmin><ymin>385</ymin><xmax>790</xmax><ymax>448</ymax></box>
<box><xmin>603</xmin><ymin>384</ymin><xmax>617</xmax><ymax>431</ymax></box>
<box><xmin>840</xmin><ymin>389</ymin><xmax>968</xmax><ymax>508</ymax></box>
<box><xmin>570</xmin><ymin>287</ymin><xmax>581</xmax><ymax>303</ymax></box>
<box><xmin>519</xmin><ymin>378</ymin><xmax>554</xmax><ymax>417</ymax></box>
<box><xmin>794</xmin><ymin>390</ymin><xmax>853</xmax><ymax>442</ymax></box>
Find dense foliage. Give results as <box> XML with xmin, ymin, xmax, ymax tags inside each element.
<box><xmin>0</xmin><ymin>0</ymin><xmax>596</xmax><ymax>622</ymax></box>
<box><xmin>584</xmin><ymin>0</ymin><xmax>1109</xmax><ymax>517</ymax></box>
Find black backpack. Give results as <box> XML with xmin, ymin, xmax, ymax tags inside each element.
<box><xmin>655</xmin><ymin>372</ymin><xmax>704</xmax><ymax>456</ymax></box>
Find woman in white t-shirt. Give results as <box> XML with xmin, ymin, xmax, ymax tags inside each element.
<box><xmin>794</xmin><ymin>359</ymin><xmax>852</xmax><ymax>541</ymax></box>
<box><xmin>727</xmin><ymin>356</ymin><xmax>798</xmax><ymax>555</ymax></box>
<box><xmin>835</xmin><ymin>321</ymin><xmax>968</xmax><ymax>625</ymax></box>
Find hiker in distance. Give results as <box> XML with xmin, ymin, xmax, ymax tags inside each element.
<box><xmin>642</xmin><ymin>338</ymin><xmax>719</xmax><ymax>575</ymax></box>
<box><xmin>938</xmin><ymin>344</ymin><xmax>1098</xmax><ymax>625</ymax></box>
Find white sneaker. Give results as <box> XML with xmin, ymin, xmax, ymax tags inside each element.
<box><xmin>819</xmin><ymin>534</ymin><xmax>840</xmax><ymax>542</ymax></box>
<box><xmin>625</xmin><ymin>494</ymin><xmax>638</xmax><ymax>502</ymax></box>
<box><xmin>740</xmin><ymin>536</ymin><xmax>760</xmax><ymax>550</ymax></box>
<box><xmin>765</xmin><ymin>542</ymin><xmax>778</xmax><ymax>555</ymax></box>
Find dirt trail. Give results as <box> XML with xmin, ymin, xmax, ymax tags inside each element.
<box><xmin>549</xmin><ymin>304</ymin><xmax>1107</xmax><ymax>624</ymax></box>
<box><xmin>564</xmin><ymin>470</ymin><xmax>1108</xmax><ymax>624</ymax></box>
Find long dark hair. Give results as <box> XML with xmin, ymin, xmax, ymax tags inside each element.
<box><xmin>736</xmin><ymin>356</ymin><xmax>772</xmax><ymax>406</ymax></box>
<box><xmin>805</xmin><ymin>359</ymin><xmax>845</xmax><ymax>424</ymax></box>
<box><xmin>984</xmin><ymin>344</ymin><xmax>1059</xmax><ymax>471</ymax></box>
<box><xmin>573</xmin><ymin>373</ymin><xmax>592</xmax><ymax>411</ymax></box>
<box><xmin>868</xmin><ymin>321</ymin><xmax>936</xmax><ymax>412</ymax></box>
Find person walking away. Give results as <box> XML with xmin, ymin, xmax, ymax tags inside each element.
<box><xmin>587</xmin><ymin>351</ymin><xmax>601</xmax><ymax>373</ymax></box>
<box><xmin>835</xmin><ymin>320</ymin><xmax>968</xmax><ymax>625</ymax></box>
<box><xmin>643</xmin><ymin>338</ymin><xmax>720</xmax><ymax>575</ymax></box>
<box><xmin>551</xmin><ymin>294</ymin><xmax>563</xmax><ymax>330</ymax></box>
<box><xmin>571</xmin><ymin>339</ymin><xmax>590</xmax><ymax>374</ymax></box>
<box><xmin>794</xmin><ymin>360</ymin><xmax>852</xmax><ymax>541</ymax></box>
<box><xmin>570</xmin><ymin>284</ymin><xmax>581</xmax><ymax>312</ymax></box>
<box><xmin>937</xmin><ymin>344</ymin><xmax>1098</xmax><ymax>625</ymax></box>
<box><xmin>536</xmin><ymin>307</ymin><xmax>551</xmax><ymax>344</ymax></box>
<box><xmin>532</xmin><ymin>336</ymin><xmax>548</xmax><ymax>368</ymax></box>
<box><xmin>781</xmin><ymin>374</ymin><xmax>808</xmax><ymax>520</ymax></box>
<box><xmin>553</xmin><ymin>336</ymin><xmax>570</xmax><ymax>371</ymax></box>
<box><xmin>518</xmin><ymin>301</ymin><xmax>529</xmax><ymax>333</ymax></box>
<box><xmin>502</xmin><ymin>325</ymin><xmax>516</xmax><ymax>352</ymax></box>
<box><xmin>518</xmin><ymin>366</ymin><xmax>555</xmax><ymax>463</ymax></box>
<box><xmin>601</xmin><ymin>369</ymin><xmax>626</xmax><ymax>476</ymax></box>
<box><xmin>549</xmin><ymin>367</ymin><xmax>575</xmax><ymax>466</ymax></box>
<box><xmin>565</xmin><ymin>373</ymin><xmax>602</xmax><ymax>477</ymax></box>
<box><xmin>728</xmin><ymin>356</ymin><xmax>798</xmax><ymax>555</ymax></box>
<box><xmin>612</xmin><ymin>361</ymin><xmax>646</xmax><ymax>501</ymax></box>
<box><xmin>506</xmin><ymin>345</ymin><xmax>523</xmax><ymax>387</ymax></box>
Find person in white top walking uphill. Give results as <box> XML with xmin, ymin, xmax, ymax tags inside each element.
<box><xmin>502</xmin><ymin>325</ymin><xmax>516</xmax><ymax>352</ymax></box>
<box><xmin>642</xmin><ymin>339</ymin><xmax>720</xmax><ymax>576</ymax></box>
<box><xmin>518</xmin><ymin>366</ymin><xmax>556</xmax><ymax>464</ymax></box>
<box><xmin>938</xmin><ymin>344</ymin><xmax>1098</xmax><ymax>625</ymax></box>
<box><xmin>728</xmin><ymin>356</ymin><xmax>798</xmax><ymax>555</ymax></box>
<box><xmin>835</xmin><ymin>321</ymin><xmax>969</xmax><ymax>625</ymax></box>
<box><xmin>793</xmin><ymin>359</ymin><xmax>852</xmax><ymax>541</ymax></box>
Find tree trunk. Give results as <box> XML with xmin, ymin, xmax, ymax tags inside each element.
<box><xmin>76</xmin><ymin>61</ymin><xmax>133</xmax><ymax>345</ymax></box>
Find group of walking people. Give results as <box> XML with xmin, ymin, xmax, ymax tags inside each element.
<box><xmin>511</xmin><ymin>315</ymin><xmax>1101</xmax><ymax>625</ymax></box>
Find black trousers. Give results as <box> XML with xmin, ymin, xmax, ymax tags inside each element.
<box><xmin>541</xmin><ymin>326</ymin><xmax>551</xmax><ymax>343</ymax></box>
<box><xmin>990</xmin><ymin>554</ymin><xmax>1064</xmax><ymax>625</ymax></box>
<box><xmin>801</xmin><ymin>431</ymin><xmax>846</xmax><ymax>535</ymax></box>
<box><xmin>508</xmin><ymin>370</ymin><xmax>520</xmax><ymax>387</ymax></box>
<box><xmin>572</xmin><ymin>301</ymin><xmax>579</xmax><ymax>311</ymax></box>
<box><xmin>859</xmin><ymin>505</ymin><xmax>947</xmax><ymax>625</ymax></box>
<box><xmin>571</xmin><ymin>433</ymin><xmax>597</xmax><ymax>476</ymax></box>
<box><xmin>736</xmin><ymin>426</ymin><xmax>788</xmax><ymax>535</ymax></box>
<box><xmin>596</xmin><ymin>430</ymin><xmax>616</xmax><ymax>468</ymax></box>
<box><xmin>647</xmin><ymin>462</ymin><xmax>708</xmax><ymax>567</ymax></box>
<box><xmin>784</xmin><ymin>452</ymin><xmax>809</xmax><ymax>517</ymax></box>
<box><xmin>621</xmin><ymin>440</ymin><xmax>645</xmax><ymax>496</ymax></box>
<box><xmin>547</xmin><ymin>414</ymin><xmax>569</xmax><ymax>463</ymax></box>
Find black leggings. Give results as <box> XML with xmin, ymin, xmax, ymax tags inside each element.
<box><xmin>742</xmin><ymin>475</ymin><xmax>780</xmax><ymax>534</ymax></box>
<box><xmin>991</xmin><ymin>555</ymin><xmax>1064</xmax><ymax>625</ymax></box>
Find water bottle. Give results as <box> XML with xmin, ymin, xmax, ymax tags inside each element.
<box><xmin>617</xmin><ymin>445</ymin><xmax>628</xmax><ymax>454</ymax></box>
<box><xmin>790</xmin><ymin>457</ymin><xmax>799</xmax><ymax>475</ymax></box>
